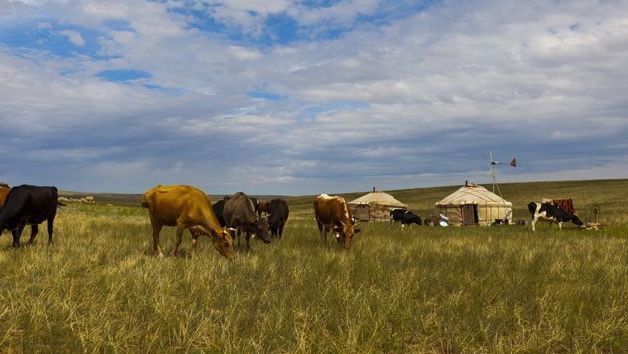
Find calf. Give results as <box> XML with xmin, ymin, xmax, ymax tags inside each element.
<box><xmin>0</xmin><ymin>185</ymin><xmax>61</xmax><ymax>247</ymax></box>
<box><xmin>313</xmin><ymin>194</ymin><xmax>360</xmax><ymax>249</ymax></box>
<box><xmin>223</xmin><ymin>192</ymin><xmax>271</xmax><ymax>250</ymax></box>
<box><xmin>528</xmin><ymin>202</ymin><xmax>583</xmax><ymax>232</ymax></box>
<box><xmin>390</xmin><ymin>208</ymin><xmax>422</xmax><ymax>227</ymax></box>
<box><xmin>267</xmin><ymin>199</ymin><xmax>289</xmax><ymax>238</ymax></box>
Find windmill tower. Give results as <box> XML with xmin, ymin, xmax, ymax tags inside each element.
<box><xmin>489</xmin><ymin>152</ymin><xmax>516</xmax><ymax>197</ymax></box>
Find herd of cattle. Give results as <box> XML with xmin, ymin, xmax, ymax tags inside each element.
<box><xmin>0</xmin><ymin>183</ymin><xmax>586</xmax><ymax>259</ymax></box>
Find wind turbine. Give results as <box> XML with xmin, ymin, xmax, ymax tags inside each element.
<box><xmin>489</xmin><ymin>152</ymin><xmax>517</xmax><ymax>196</ymax></box>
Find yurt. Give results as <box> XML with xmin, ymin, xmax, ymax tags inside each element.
<box><xmin>435</xmin><ymin>182</ymin><xmax>512</xmax><ymax>226</ymax></box>
<box><xmin>348</xmin><ymin>189</ymin><xmax>408</xmax><ymax>222</ymax></box>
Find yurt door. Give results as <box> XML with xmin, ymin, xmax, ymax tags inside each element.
<box><xmin>462</xmin><ymin>205</ymin><xmax>478</xmax><ymax>225</ymax></box>
<box><xmin>355</xmin><ymin>205</ymin><xmax>370</xmax><ymax>222</ymax></box>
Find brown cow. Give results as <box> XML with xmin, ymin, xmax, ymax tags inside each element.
<box><xmin>141</xmin><ymin>185</ymin><xmax>235</xmax><ymax>259</ymax></box>
<box><xmin>313</xmin><ymin>194</ymin><xmax>360</xmax><ymax>249</ymax></box>
<box><xmin>0</xmin><ymin>183</ymin><xmax>10</xmax><ymax>207</ymax></box>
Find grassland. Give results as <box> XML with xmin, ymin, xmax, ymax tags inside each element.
<box><xmin>1</xmin><ymin>179</ymin><xmax>626</xmax><ymax>352</ymax></box>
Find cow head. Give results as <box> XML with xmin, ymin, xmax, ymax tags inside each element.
<box><xmin>212</xmin><ymin>228</ymin><xmax>235</xmax><ymax>259</ymax></box>
<box><xmin>333</xmin><ymin>222</ymin><xmax>361</xmax><ymax>249</ymax></box>
<box><xmin>253</xmin><ymin>217</ymin><xmax>272</xmax><ymax>243</ymax></box>
<box><xmin>570</xmin><ymin>214</ymin><xmax>584</xmax><ymax>226</ymax></box>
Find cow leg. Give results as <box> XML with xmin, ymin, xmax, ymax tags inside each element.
<box><xmin>278</xmin><ymin>220</ymin><xmax>285</xmax><ymax>239</ymax></box>
<box><xmin>530</xmin><ymin>216</ymin><xmax>538</xmax><ymax>232</ymax></box>
<box><xmin>47</xmin><ymin>209</ymin><xmax>57</xmax><ymax>245</ymax></box>
<box><xmin>27</xmin><ymin>224</ymin><xmax>39</xmax><ymax>245</ymax></box>
<box><xmin>171</xmin><ymin>224</ymin><xmax>185</xmax><ymax>256</ymax></box>
<box><xmin>237</xmin><ymin>227</ymin><xmax>242</xmax><ymax>250</ymax></box>
<box><xmin>11</xmin><ymin>223</ymin><xmax>25</xmax><ymax>248</ymax></box>
<box><xmin>558</xmin><ymin>222</ymin><xmax>562</xmax><ymax>230</ymax></box>
<box><xmin>246</xmin><ymin>232</ymin><xmax>251</xmax><ymax>251</ymax></box>
<box><xmin>151</xmin><ymin>223</ymin><xmax>164</xmax><ymax>257</ymax></box>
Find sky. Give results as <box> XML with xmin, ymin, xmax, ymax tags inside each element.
<box><xmin>0</xmin><ymin>0</ymin><xmax>627</xmax><ymax>195</ymax></box>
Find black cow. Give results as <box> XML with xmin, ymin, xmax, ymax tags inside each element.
<box><xmin>528</xmin><ymin>202</ymin><xmax>583</xmax><ymax>231</ymax></box>
<box><xmin>212</xmin><ymin>198</ymin><xmax>227</xmax><ymax>227</ymax></box>
<box><xmin>267</xmin><ymin>199</ymin><xmax>289</xmax><ymax>238</ymax></box>
<box><xmin>223</xmin><ymin>192</ymin><xmax>271</xmax><ymax>250</ymax></box>
<box><xmin>390</xmin><ymin>208</ymin><xmax>422</xmax><ymax>227</ymax></box>
<box><xmin>0</xmin><ymin>185</ymin><xmax>61</xmax><ymax>247</ymax></box>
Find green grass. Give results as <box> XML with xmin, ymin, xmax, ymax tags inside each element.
<box><xmin>1</xmin><ymin>179</ymin><xmax>627</xmax><ymax>352</ymax></box>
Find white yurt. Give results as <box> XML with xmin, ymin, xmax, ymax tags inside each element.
<box><xmin>435</xmin><ymin>182</ymin><xmax>512</xmax><ymax>226</ymax></box>
<box><xmin>348</xmin><ymin>189</ymin><xmax>408</xmax><ymax>222</ymax></box>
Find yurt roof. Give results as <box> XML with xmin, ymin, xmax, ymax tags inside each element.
<box><xmin>435</xmin><ymin>183</ymin><xmax>512</xmax><ymax>207</ymax></box>
<box><xmin>348</xmin><ymin>191</ymin><xmax>408</xmax><ymax>208</ymax></box>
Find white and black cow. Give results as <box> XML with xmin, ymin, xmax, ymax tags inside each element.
<box><xmin>528</xmin><ymin>202</ymin><xmax>583</xmax><ymax>231</ymax></box>
<box><xmin>390</xmin><ymin>208</ymin><xmax>422</xmax><ymax>227</ymax></box>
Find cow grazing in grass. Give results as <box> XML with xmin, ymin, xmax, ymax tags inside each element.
<box><xmin>141</xmin><ymin>185</ymin><xmax>234</xmax><ymax>258</ymax></box>
<box><xmin>390</xmin><ymin>208</ymin><xmax>422</xmax><ymax>227</ymax></box>
<box><xmin>223</xmin><ymin>192</ymin><xmax>271</xmax><ymax>250</ymax></box>
<box><xmin>528</xmin><ymin>202</ymin><xmax>584</xmax><ymax>232</ymax></box>
<box><xmin>267</xmin><ymin>199</ymin><xmax>289</xmax><ymax>238</ymax></box>
<box><xmin>0</xmin><ymin>185</ymin><xmax>61</xmax><ymax>247</ymax></box>
<box><xmin>313</xmin><ymin>194</ymin><xmax>360</xmax><ymax>249</ymax></box>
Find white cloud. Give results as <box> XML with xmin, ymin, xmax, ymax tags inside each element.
<box><xmin>1</xmin><ymin>0</ymin><xmax>627</xmax><ymax>193</ymax></box>
<box><xmin>58</xmin><ymin>29</ymin><xmax>85</xmax><ymax>46</ymax></box>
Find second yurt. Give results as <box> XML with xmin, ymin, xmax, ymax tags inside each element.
<box><xmin>348</xmin><ymin>189</ymin><xmax>408</xmax><ymax>222</ymax></box>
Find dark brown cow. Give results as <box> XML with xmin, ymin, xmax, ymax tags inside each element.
<box><xmin>223</xmin><ymin>192</ymin><xmax>271</xmax><ymax>250</ymax></box>
<box><xmin>313</xmin><ymin>194</ymin><xmax>360</xmax><ymax>249</ymax></box>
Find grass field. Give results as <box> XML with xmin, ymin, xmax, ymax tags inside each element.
<box><xmin>1</xmin><ymin>179</ymin><xmax>627</xmax><ymax>352</ymax></box>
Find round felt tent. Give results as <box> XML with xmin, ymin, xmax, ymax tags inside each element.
<box><xmin>435</xmin><ymin>182</ymin><xmax>512</xmax><ymax>226</ymax></box>
<box><xmin>348</xmin><ymin>191</ymin><xmax>408</xmax><ymax>222</ymax></box>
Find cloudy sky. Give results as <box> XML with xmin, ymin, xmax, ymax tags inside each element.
<box><xmin>1</xmin><ymin>0</ymin><xmax>627</xmax><ymax>194</ymax></box>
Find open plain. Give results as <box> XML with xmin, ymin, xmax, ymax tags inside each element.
<box><xmin>0</xmin><ymin>179</ymin><xmax>626</xmax><ymax>352</ymax></box>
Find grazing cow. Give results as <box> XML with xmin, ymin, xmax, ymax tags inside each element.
<box><xmin>141</xmin><ymin>185</ymin><xmax>235</xmax><ymax>258</ymax></box>
<box><xmin>223</xmin><ymin>192</ymin><xmax>271</xmax><ymax>250</ymax></box>
<box><xmin>212</xmin><ymin>198</ymin><xmax>227</xmax><ymax>227</ymax></box>
<box><xmin>313</xmin><ymin>194</ymin><xmax>360</xmax><ymax>249</ymax></box>
<box><xmin>528</xmin><ymin>202</ymin><xmax>584</xmax><ymax>232</ymax></box>
<box><xmin>0</xmin><ymin>185</ymin><xmax>61</xmax><ymax>247</ymax></box>
<box><xmin>267</xmin><ymin>199</ymin><xmax>289</xmax><ymax>238</ymax></box>
<box><xmin>390</xmin><ymin>208</ymin><xmax>422</xmax><ymax>227</ymax></box>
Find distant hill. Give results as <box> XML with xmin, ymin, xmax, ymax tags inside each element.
<box><xmin>59</xmin><ymin>178</ymin><xmax>628</xmax><ymax>224</ymax></box>
<box><xmin>58</xmin><ymin>191</ymin><xmax>288</xmax><ymax>206</ymax></box>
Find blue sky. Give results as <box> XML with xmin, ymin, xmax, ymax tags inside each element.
<box><xmin>1</xmin><ymin>0</ymin><xmax>627</xmax><ymax>194</ymax></box>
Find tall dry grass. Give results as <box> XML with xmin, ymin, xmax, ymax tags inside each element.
<box><xmin>0</xmin><ymin>180</ymin><xmax>626</xmax><ymax>352</ymax></box>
